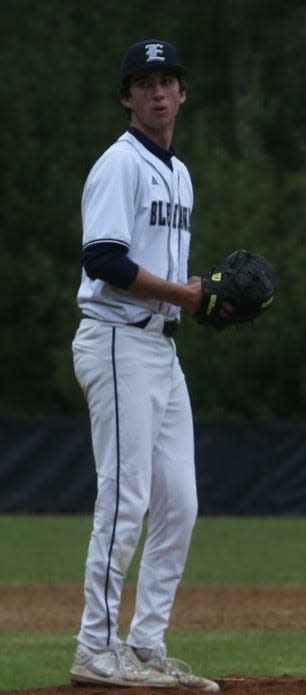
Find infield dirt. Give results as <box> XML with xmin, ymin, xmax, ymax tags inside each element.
<box><xmin>1</xmin><ymin>677</ymin><xmax>306</xmax><ymax>694</ymax></box>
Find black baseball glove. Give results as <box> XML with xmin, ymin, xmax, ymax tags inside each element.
<box><xmin>193</xmin><ymin>249</ymin><xmax>276</xmax><ymax>331</ymax></box>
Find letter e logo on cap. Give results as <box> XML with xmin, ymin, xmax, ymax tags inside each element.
<box><xmin>145</xmin><ymin>43</ymin><xmax>165</xmax><ymax>62</ymax></box>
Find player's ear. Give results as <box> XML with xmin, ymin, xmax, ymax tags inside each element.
<box><xmin>179</xmin><ymin>90</ymin><xmax>186</xmax><ymax>105</ymax></box>
<box><xmin>120</xmin><ymin>95</ymin><xmax>132</xmax><ymax>109</ymax></box>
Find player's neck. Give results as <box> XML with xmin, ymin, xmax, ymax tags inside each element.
<box><xmin>129</xmin><ymin>120</ymin><xmax>174</xmax><ymax>150</ymax></box>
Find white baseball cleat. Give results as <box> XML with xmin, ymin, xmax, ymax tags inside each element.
<box><xmin>70</xmin><ymin>642</ymin><xmax>177</xmax><ymax>687</ymax></box>
<box><xmin>133</xmin><ymin>645</ymin><xmax>220</xmax><ymax>692</ymax></box>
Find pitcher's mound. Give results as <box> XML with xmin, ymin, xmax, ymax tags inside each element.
<box><xmin>1</xmin><ymin>676</ymin><xmax>306</xmax><ymax>695</ymax></box>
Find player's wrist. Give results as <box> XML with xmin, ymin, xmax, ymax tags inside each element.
<box><xmin>181</xmin><ymin>278</ymin><xmax>202</xmax><ymax>314</ymax></box>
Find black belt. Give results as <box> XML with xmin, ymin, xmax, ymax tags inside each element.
<box><xmin>82</xmin><ymin>314</ymin><xmax>179</xmax><ymax>337</ymax></box>
<box><xmin>127</xmin><ymin>315</ymin><xmax>179</xmax><ymax>337</ymax></box>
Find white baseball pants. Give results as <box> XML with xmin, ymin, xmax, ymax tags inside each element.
<box><xmin>72</xmin><ymin>318</ymin><xmax>198</xmax><ymax>652</ymax></box>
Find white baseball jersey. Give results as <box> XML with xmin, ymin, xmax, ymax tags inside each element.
<box><xmin>77</xmin><ymin>129</ymin><xmax>193</xmax><ymax>323</ymax></box>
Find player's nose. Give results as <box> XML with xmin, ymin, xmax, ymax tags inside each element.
<box><xmin>152</xmin><ymin>80</ymin><xmax>166</xmax><ymax>98</ymax></box>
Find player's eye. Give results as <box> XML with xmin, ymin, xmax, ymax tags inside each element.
<box><xmin>135</xmin><ymin>79</ymin><xmax>150</xmax><ymax>89</ymax></box>
<box><xmin>162</xmin><ymin>75</ymin><xmax>175</xmax><ymax>86</ymax></box>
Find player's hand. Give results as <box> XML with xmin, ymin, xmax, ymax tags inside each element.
<box><xmin>187</xmin><ymin>277</ymin><xmax>234</xmax><ymax>318</ymax></box>
<box><xmin>219</xmin><ymin>300</ymin><xmax>234</xmax><ymax>318</ymax></box>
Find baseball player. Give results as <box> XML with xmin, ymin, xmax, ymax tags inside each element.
<box><xmin>70</xmin><ymin>39</ymin><xmax>221</xmax><ymax>691</ymax></box>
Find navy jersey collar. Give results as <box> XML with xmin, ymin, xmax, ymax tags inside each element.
<box><xmin>128</xmin><ymin>126</ymin><xmax>174</xmax><ymax>170</ymax></box>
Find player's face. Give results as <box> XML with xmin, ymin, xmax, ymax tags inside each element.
<box><xmin>121</xmin><ymin>70</ymin><xmax>186</xmax><ymax>148</ymax></box>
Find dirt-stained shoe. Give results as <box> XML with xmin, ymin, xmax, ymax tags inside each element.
<box><xmin>70</xmin><ymin>642</ymin><xmax>177</xmax><ymax>687</ymax></box>
<box><xmin>134</xmin><ymin>645</ymin><xmax>220</xmax><ymax>692</ymax></box>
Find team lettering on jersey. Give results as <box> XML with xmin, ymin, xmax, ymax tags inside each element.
<box><xmin>150</xmin><ymin>201</ymin><xmax>191</xmax><ymax>230</ymax></box>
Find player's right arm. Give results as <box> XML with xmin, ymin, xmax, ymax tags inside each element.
<box><xmin>128</xmin><ymin>267</ymin><xmax>202</xmax><ymax>315</ymax></box>
<box><xmin>83</xmin><ymin>243</ymin><xmax>202</xmax><ymax>315</ymax></box>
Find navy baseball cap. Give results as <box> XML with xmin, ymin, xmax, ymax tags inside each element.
<box><xmin>120</xmin><ymin>39</ymin><xmax>186</xmax><ymax>83</ymax></box>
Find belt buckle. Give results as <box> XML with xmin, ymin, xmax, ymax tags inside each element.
<box><xmin>163</xmin><ymin>320</ymin><xmax>178</xmax><ymax>337</ymax></box>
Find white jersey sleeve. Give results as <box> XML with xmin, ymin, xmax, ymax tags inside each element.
<box><xmin>82</xmin><ymin>146</ymin><xmax>137</xmax><ymax>250</ymax></box>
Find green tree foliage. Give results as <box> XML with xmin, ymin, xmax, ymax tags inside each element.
<box><xmin>1</xmin><ymin>0</ymin><xmax>306</xmax><ymax>418</ymax></box>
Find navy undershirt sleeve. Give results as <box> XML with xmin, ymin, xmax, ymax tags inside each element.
<box><xmin>82</xmin><ymin>242</ymin><xmax>139</xmax><ymax>289</ymax></box>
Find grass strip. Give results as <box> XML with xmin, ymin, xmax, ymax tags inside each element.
<box><xmin>1</xmin><ymin>515</ymin><xmax>306</xmax><ymax>584</ymax></box>
<box><xmin>0</xmin><ymin>630</ymin><xmax>305</xmax><ymax>690</ymax></box>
